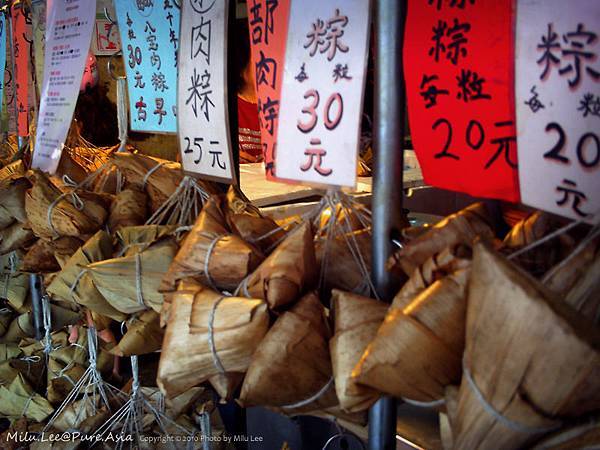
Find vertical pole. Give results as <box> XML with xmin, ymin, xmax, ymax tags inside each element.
<box><xmin>29</xmin><ymin>274</ymin><xmax>44</xmax><ymax>341</ymax></box>
<box><xmin>227</xmin><ymin>0</ymin><xmax>240</xmax><ymax>186</ymax></box>
<box><xmin>369</xmin><ymin>0</ymin><xmax>408</xmax><ymax>449</ymax></box>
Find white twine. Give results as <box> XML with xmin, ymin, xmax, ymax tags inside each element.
<box><xmin>135</xmin><ymin>253</ymin><xmax>146</xmax><ymax>308</ymax></box>
<box><xmin>280</xmin><ymin>377</ymin><xmax>334</xmax><ymax>411</ymax></box>
<box><xmin>463</xmin><ymin>360</ymin><xmax>561</xmax><ymax>435</ymax></box>
<box><xmin>234</xmin><ymin>275</ymin><xmax>252</xmax><ymax>298</ymax></box>
<box><xmin>93</xmin><ymin>353</ymin><xmax>194</xmax><ymax>448</ymax></box>
<box><xmin>322</xmin><ymin>422</ymin><xmax>366</xmax><ymax>450</ymax></box>
<box><xmin>203</xmin><ymin>234</ymin><xmax>226</xmax><ymax>291</ymax></box>
<box><xmin>42</xmin><ymin>295</ymin><xmax>53</xmax><ymax>356</ymax></box>
<box><xmin>44</xmin><ymin>327</ymin><xmax>125</xmax><ymax>433</ymax></box>
<box><xmin>19</xmin><ymin>355</ymin><xmax>41</xmax><ymax>377</ymax></box>
<box><xmin>401</xmin><ymin>396</ymin><xmax>445</xmax><ymax>408</ymax></box>
<box><xmin>131</xmin><ymin>355</ymin><xmax>140</xmax><ymax>396</ymax></box>
<box><xmin>68</xmin><ymin>268</ymin><xmax>88</xmax><ymax>300</ymax></box>
<box><xmin>199</xmin><ymin>411</ymin><xmax>212</xmax><ymax>450</ymax></box>
<box><xmin>207</xmin><ymin>297</ymin><xmax>226</xmax><ymax>375</ymax></box>
<box><xmin>145</xmin><ymin>176</ymin><xmax>211</xmax><ymax>227</ymax></box>
<box><xmin>21</xmin><ymin>392</ymin><xmax>36</xmax><ymax>418</ymax></box>
<box><xmin>116</xmin><ymin>78</ymin><xmax>128</xmax><ymax>153</ymax></box>
<box><xmin>46</xmin><ymin>161</ymin><xmax>113</xmax><ymax>237</ymax></box>
<box><xmin>542</xmin><ymin>222</ymin><xmax>600</xmax><ymax>286</ymax></box>
<box><xmin>142</xmin><ymin>161</ymin><xmax>166</xmax><ymax>187</ymax></box>
<box><xmin>1</xmin><ymin>251</ymin><xmax>17</xmax><ymax>300</ymax></box>
<box><xmin>508</xmin><ymin>211</ymin><xmax>599</xmax><ymax>261</ymax></box>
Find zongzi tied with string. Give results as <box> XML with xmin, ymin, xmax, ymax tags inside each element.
<box><xmin>46</xmin><ymin>231</ymin><xmax>127</xmax><ymax>321</ymax></box>
<box><xmin>87</xmin><ymin>237</ymin><xmax>178</xmax><ymax>314</ymax></box>
<box><xmin>224</xmin><ymin>186</ymin><xmax>285</xmax><ymax>253</ymax></box>
<box><xmin>387</xmin><ymin>203</ymin><xmax>494</xmax><ymax>277</ymax></box>
<box><xmin>113</xmin><ymin>310</ymin><xmax>164</xmax><ymax>356</ymax></box>
<box><xmin>543</xmin><ymin>235</ymin><xmax>600</xmax><ymax>322</ymax></box>
<box><xmin>161</xmin><ymin>197</ymin><xmax>263</xmax><ymax>293</ymax></box>
<box><xmin>0</xmin><ymin>222</ymin><xmax>35</xmax><ymax>255</ymax></box>
<box><xmin>315</xmin><ymin>228</ymin><xmax>372</xmax><ymax>297</ymax></box>
<box><xmin>0</xmin><ymin>175</ymin><xmax>29</xmax><ymax>228</ymax></box>
<box><xmin>0</xmin><ymin>250</ymin><xmax>28</xmax><ymax>311</ymax></box>
<box><xmin>241</xmin><ymin>222</ymin><xmax>317</xmax><ymax>310</ymax></box>
<box><xmin>157</xmin><ymin>282</ymin><xmax>269</xmax><ymax>400</ymax></box>
<box><xmin>108</xmin><ymin>188</ymin><xmax>148</xmax><ymax>232</ymax></box>
<box><xmin>20</xmin><ymin>237</ymin><xmax>82</xmax><ymax>273</ymax></box>
<box><xmin>502</xmin><ymin>211</ymin><xmax>574</xmax><ymax>277</ymax></box>
<box><xmin>353</xmin><ymin>269</ymin><xmax>470</xmax><ymax>404</ymax></box>
<box><xmin>0</xmin><ymin>374</ymin><xmax>54</xmax><ymax>422</ymax></box>
<box><xmin>451</xmin><ymin>242</ymin><xmax>600</xmax><ymax>450</ymax></box>
<box><xmin>25</xmin><ymin>170</ymin><xmax>109</xmax><ymax>239</ymax></box>
<box><xmin>239</xmin><ymin>292</ymin><xmax>337</xmax><ymax>414</ymax></box>
<box><xmin>330</xmin><ymin>290</ymin><xmax>387</xmax><ymax>412</ymax></box>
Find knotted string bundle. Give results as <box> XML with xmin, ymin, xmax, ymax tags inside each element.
<box><xmin>44</xmin><ymin>327</ymin><xmax>127</xmax><ymax>432</ymax></box>
<box><xmin>94</xmin><ymin>354</ymin><xmax>196</xmax><ymax>449</ymax></box>
<box><xmin>145</xmin><ymin>175</ymin><xmax>211</xmax><ymax>227</ymax></box>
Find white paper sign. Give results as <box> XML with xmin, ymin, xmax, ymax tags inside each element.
<box><xmin>177</xmin><ymin>0</ymin><xmax>234</xmax><ymax>183</ymax></box>
<box><xmin>516</xmin><ymin>0</ymin><xmax>600</xmax><ymax>223</ymax></box>
<box><xmin>32</xmin><ymin>0</ymin><xmax>97</xmax><ymax>174</ymax></box>
<box><xmin>275</xmin><ymin>1</ymin><xmax>370</xmax><ymax>188</ymax></box>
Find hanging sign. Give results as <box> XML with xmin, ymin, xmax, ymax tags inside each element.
<box><xmin>31</xmin><ymin>0</ymin><xmax>47</xmax><ymax>93</ymax></box>
<box><xmin>177</xmin><ymin>0</ymin><xmax>234</xmax><ymax>182</ymax></box>
<box><xmin>516</xmin><ymin>0</ymin><xmax>599</xmax><ymax>223</ymax></box>
<box><xmin>11</xmin><ymin>3</ymin><xmax>30</xmax><ymax>137</ymax></box>
<box><xmin>2</xmin><ymin>28</ymin><xmax>15</xmax><ymax>133</ymax></box>
<box><xmin>113</xmin><ymin>0</ymin><xmax>180</xmax><ymax>133</ymax></box>
<box><xmin>404</xmin><ymin>0</ymin><xmax>520</xmax><ymax>202</ymax></box>
<box><xmin>31</xmin><ymin>0</ymin><xmax>97</xmax><ymax>174</ymax></box>
<box><xmin>275</xmin><ymin>0</ymin><xmax>371</xmax><ymax>188</ymax></box>
<box><xmin>246</xmin><ymin>0</ymin><xmax>291</xmax><ymax>180</ymax></box>
<box><xmin>91</xmin><ymin>18</ymin><xmax>121</xmax><ymax>55</ymax></box>
<box><xmin>0</xmin><ymin>15</ymin><xmax>6</xmax><ymax>118</ymax></box>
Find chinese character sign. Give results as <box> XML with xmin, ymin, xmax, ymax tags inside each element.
<box><xmin>3</xmin><ymin>31</ymin><xmax>16</xmax><ymax>133</ymax></box>
<box><xmin>31</xmin><ymin>0</ymin><xmax>97</xmax><ymax>174</ymax></box>
<box><xmin>11</xmin><ymin>4</ymin><xmax>30</xmax><ymax>137</ymax></box>
<box><xmin>516</xmin><ymin>0</ymin><xmax>599</xmax><ymax>224</ymax></box>
<box><xmin>177</xmin><ymin>0</ymin><xmax>234</xmax><ymax>182</ymax></box>
<box><xmin>92</xmin><ymin>18</ymin><xmax>121</xmax><ymax>56</ymax></box>
<box><xmin>0</xmin><ymin>15</ymin><xmax>6</xmax><ymax>118</ymax></box>
<box><xmin>276</xmin><ymin>1</ymin><xmax>371</xmax><ymax>188</ymax></box>
<box><xmin>246</xmin><ymin>0</ymin><xmax>290</xmax><ymax>180</ymax></box>
<box><xmin>404</xmin><ymin>0</ymin><xmax>520</xmax><ymax>202</ymax></box>
<box><xmin>113</xmin><ymin>0</ymin><xmax>180</xmax><ymax>133</ymax></box>
<box><xmin>32</xmin><ymin>0</ymin><xmax>47</xmax><ymax>93</ymax></box>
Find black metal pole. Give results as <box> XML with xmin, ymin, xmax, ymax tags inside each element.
<box><xmin>227</xmin><ymin>0</ymin><xmax>240</xmax><ymax>186</ymax></box>
<box><xmin>369</xmin><ymin>0</ymin><xmax>408</xmax><ymax>449</ymax></box>
<box><xmin>29</xmin><ymin>274</ymin><xmax>44</xmax><ymax>340</ymax></box>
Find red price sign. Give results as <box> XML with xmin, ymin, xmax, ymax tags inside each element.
<box><xmin>404</xmin><ymin>0</ymin><xmax>520</xmax><ymax>202</ymax></box>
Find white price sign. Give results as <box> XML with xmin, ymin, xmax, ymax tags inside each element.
<box><xmin>516</xmin><ymin>0</ymin><xmax>600</xmax><ymax>223</ymax></box>
<box><xmin>275</xmin><ymin>0</ymin><xmax>370</xmax><ymax>188</ymax></box>
<box><xmin>177</xmin><ymin>0</ymin><xmax>234</xmax><ymax>183</ymax></box>
<box><xmin>32</xmin><ymin>0</ymin><xmax>97</xmax><ymax>174</ymax></box>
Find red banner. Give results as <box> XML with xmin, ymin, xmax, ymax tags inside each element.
<box><xmin>11</xmin><ymin>3</ymin><xmax>29</xmax><ymax>137</ymax></box>
<box><xmin>404</xmin><ymin>0</ymin><xmax>520</xmax><ymax>202</ymax></box>
<box><xmin>246</xmin><ymin>0</ymin><xmax>290</xmax><ymax>181</ymax></box>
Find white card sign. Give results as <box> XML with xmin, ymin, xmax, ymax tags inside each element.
<box><xmin>275</xmin><ymin>0</ymin><xmax>371</xmax><ymax>188</ymax></box>
<box><xmin>32</xmin><ymin>0</ymin><xmax>97</xmax><ymax>174</ymax></box>
<box><xmin>177</xmin><ymin>0</ymin><xmax>234</xmax><ymax>183</ymax></box>
<box><xmin>516</xmin><ymin>0</ymin><xmax>600</xmax><ymax>223</ymax></box>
